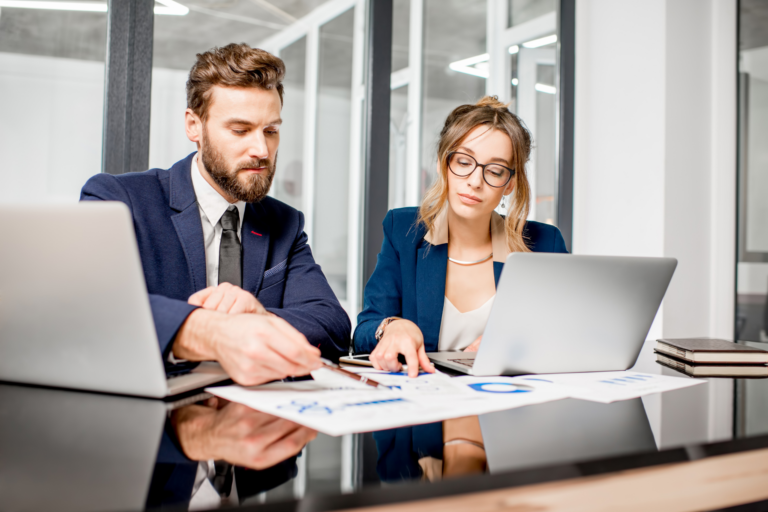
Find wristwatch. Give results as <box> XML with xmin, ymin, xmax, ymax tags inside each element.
<box><xmin>375</xmin><ymin>317</ymin><xmax>401</xmax><ymax>342</ymax></box>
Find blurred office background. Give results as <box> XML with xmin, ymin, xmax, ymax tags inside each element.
<box><xmin>0</xmin><ymin>0</ymin><xmax>766</xmax><ymax>495</ymax></box>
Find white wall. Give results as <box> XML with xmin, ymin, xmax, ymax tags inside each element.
<box><xmin>574</xmin><ymin>0</ymin><xmax>736</xmax><ymax>444</ymax></box>
<box><xmin>0</xmin><ymin>53</ymin><xmax>104</xmax><ymax>204</ymax></box>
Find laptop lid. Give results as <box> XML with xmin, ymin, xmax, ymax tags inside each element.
<box><xmin>473</xmin><ymin>253</ymin><xmax>677</xmax><ymax>375</ymax></box>
<box><xmin>0</xmin><ymin>202</ymin><xmax>169</xmax><ymax>397</ymax></box>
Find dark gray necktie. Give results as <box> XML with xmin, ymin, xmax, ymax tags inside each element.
<box><xmin>218</xmin><ymin>207</ymin><xmax>242</xmax><ymax>287</ymax></box>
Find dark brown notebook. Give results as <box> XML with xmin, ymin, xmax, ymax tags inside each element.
<box><xmin>655</xmin><ymin>338</ymin><xmax>768</xmax><ymax>364</ymax></box>
<box><xmin>656</xmin><ymin>353</ymin><xmax>768</xmax><ymax>378</ymax></box>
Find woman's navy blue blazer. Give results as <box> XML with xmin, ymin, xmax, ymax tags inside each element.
<box><xmin>353</xmin><ymin>207</ymin><xmax>568</xmax><ymax>353</ymax></box>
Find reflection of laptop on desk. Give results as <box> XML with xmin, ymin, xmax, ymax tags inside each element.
<box><xmin>0</xmin><ymin>203</ymin><xmax>229</xmax><ymax>398</ymax></box>
<box><xmin>428</xmin><ymin>253</ymin><xmax>677</xmax><ymax>375</ymax></box>
<box><xmin>480</xmin><ymin>398</ymin><xmax>657</xmax><ymax>473</ymax></box>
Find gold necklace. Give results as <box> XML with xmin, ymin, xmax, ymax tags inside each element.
<box><xmin>447</xmin><ymin>253</ymin><xmax>493</xmax><ymax>265</ymax></box>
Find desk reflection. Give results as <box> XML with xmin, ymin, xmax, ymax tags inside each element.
<box><xmin>374</xmin><ymin>397</ymin><xmax>657</xmax><ymax>483</ymax></box>
<box><xmin>0</xmin><ymin>385</ymin><xmax>315</xmax><ymax>512</ymax></box>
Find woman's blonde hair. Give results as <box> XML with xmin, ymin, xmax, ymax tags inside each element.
<box><xmin>418</xmin><ymin>96</ymin><xmax>533</xmax><ymax>253</ymax></box>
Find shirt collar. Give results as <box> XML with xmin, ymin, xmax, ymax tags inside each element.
<box><xmin>423</xmin><ymin>206</ymin><xmax>510</xmax><ymax>263</ymax></box>
<box><xmin>190</xmin><ymin>152</ymin><xmax>246</xmax><ymax>230</ymax></box>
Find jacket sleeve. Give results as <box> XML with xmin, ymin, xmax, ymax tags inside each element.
<box><xmin>266</xmin><ymin>212</ymin><xmax>351</xmax><ymax>359</ymax></box>
<box><xmin>80</xmin><ymin>174</ymin><xmax>198</xmax><ymax>361</ymax></box>
<box><xmin>553</xmin><ymin>226</ymin><xmax>569</xmax><ymax>253</ymax></box>
<box><xmin>353</xmin><ymin>210</ymin><xmax>403</xmax><ymax>354</ymax></box>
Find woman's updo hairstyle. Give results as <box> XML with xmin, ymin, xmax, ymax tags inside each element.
<box><xmin>418</xmin><ymin>96</ymin><xmax>533</xmax><ymax>253</ymax></box>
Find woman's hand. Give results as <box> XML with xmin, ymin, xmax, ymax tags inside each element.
<box><xmin>370</xmin><ymin>319</ymin><xmax>435</xmax><ymax>378</ymax></box>
<box><xmin>463</xmin><ymin>335</ymin><xmax>482</xmax><ymax>352</ymax></box>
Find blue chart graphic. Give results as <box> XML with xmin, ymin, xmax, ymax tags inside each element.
<box><xmin>467</xmin><ymin>383</ymin><xmax>531</xmax><ymax>394</ymax></box>
<box><xmin>279</xmin><ymin>398</ymin><xmax>406</xmax><ymax>415</ymax></box>
<box><xmin>599</xmin><ymin>374</ymin><xmax>654</xmax><ymax>386</ymax></box>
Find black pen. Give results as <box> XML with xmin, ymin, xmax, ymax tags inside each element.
<box><xmin>319</xmin><ymin>358</ymin><xmax>389</xmax><ymax>389</ymax></box>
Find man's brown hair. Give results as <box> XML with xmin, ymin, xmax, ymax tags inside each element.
<box><xmin>186</xmin><ymin>43</ymin><xmax>285</xmax><ymax>121</ymax></box>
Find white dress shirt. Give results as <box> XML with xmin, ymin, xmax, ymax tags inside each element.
<box><xmin>186</xmin><ymin>153</ymin><xmax>244</xmax><ymax>509</ymax></box>
<box><xmin>189</xmin><ymin>153</ymin><xmax>246</xmax><ymax>288</ymax></box>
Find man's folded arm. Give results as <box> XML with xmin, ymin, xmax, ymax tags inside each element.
<box><xmin>266</xmin><ymin>225</ymin><xmax>351</xmax><ymax>358</ymax></box>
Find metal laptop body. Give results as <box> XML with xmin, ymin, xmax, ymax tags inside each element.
<box><xmin>428</xmin><ymin>253</ymin><xmax>677</xmax><ymax>375</ymax></box>
<box><xmin>0</xmin><ymin>202</ymin><xmax>228</xmax><ymax>397</ymax></box>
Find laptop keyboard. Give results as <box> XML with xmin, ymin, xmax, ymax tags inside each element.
<box><xmin>448</xmin><ymin>358</ymin><xmax>475</xmax><ymax>368</ymax></box>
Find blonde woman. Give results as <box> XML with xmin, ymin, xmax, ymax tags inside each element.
<box><xmin>354</xmin><ymin>97</ymin><xmax>568</xmax><ymax>377</ymax></box>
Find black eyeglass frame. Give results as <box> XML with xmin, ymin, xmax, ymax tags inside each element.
<box><xmin>446</xmin><ymin>151</ymin><xmax>516</xmax><ymax>188</ymax></box>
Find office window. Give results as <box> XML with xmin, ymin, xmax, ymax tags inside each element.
<box><xmin>148</xmin><ymin>1</ymin><xmax>329</xmax><ymax>170</ymax></box>
<box><xmin>0</xmin><ymin>4</ymin><xmax>107</xmax><ymax>203</ymax></box>
<box><xmin>388</xmin><ymin>0</ymin><xmax>410</xmax><ymax>209</ymax></box>
<box><xmin>421</xmin><ymin>0</ymin><xmax>488</xmax><ymax>196</ymax></box>
<box><xmin>273</xmin><ymin>37</ymin><xmax>306</xmax><ymax>212</ymax></box>
<box><xmin>737</xmin><ymin>0</ymin><xmax>768</xmax><ymax>345</ymax></box>
<box><xmin>736</xmin><ymin>0</ymin><xmax>768</xmax><ymax>438</ymax></box>
<box><xmin>508</xmin><ymin>0</ymin><xmax>556</xmax><ymax>27</ymax></box>
<box><xmin>313</xmin><ymin>8</ymin><xmax>355</xmax><ymax>301</ymax></box>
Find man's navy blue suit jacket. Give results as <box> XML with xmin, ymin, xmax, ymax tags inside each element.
<box><xmin>354</xmin><ymin>207</ymin><xmax>568</xmax><ymax>353</ymax></box>
<box><xmin>80</xmin><ymin>152</ymin><xmax>350</xmax><ymax>360</ymax></box>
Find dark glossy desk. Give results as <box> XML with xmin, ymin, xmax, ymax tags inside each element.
<box><xmin>2</xmin><ymin>340</ymin><xmax>768</xmax><ymax>512</ymax></box>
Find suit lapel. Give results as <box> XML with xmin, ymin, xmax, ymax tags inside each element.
<box><xmin>415</xmin><ymin>242</ymin><xmax>447</xmax><ymax>352</ymax></box>
<box><xmin>242</xmin><ymin>202</ymin><xmax>270</xmax><ymax>293</ymax></box>
<box><xmin>169</xmin><ymin>153</ymin><xmax>207</xmax><ymax>293</ymax></box>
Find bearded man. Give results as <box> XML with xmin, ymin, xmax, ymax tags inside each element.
<box><xmin>80</xmin><ymin>44</ymin><xmax>350</xmax><ymax>386</ymax></box>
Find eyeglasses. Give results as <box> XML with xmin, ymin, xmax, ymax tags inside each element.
<box><xmin>446</xmin><ymin>152</ymin><xmax>515</xmax><ymax>188</ymax></box>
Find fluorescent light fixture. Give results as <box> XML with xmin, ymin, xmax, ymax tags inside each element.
<box><xmin>0</xmin><ymin>1</ymin><xmax>106</xmax><ymax>11</ymax></box>
<box><xmin>535</xmin><ymin>83</ymin><xmax>556</xmax><ymax>94</ymax></box>
<box><xmin>448</xmin><ymin>53</ymin><xmax>489</xmax><ymax>79</ymax></box>
<box><xmin>511</xmin><ymin>78</ymin><xmax>519</xmax><ymax>86</ymax></box>
<box><xmin>523</xmin><ymin>34</ymin><xmax>557</xmax><ymax>48</ymax></box>
<box><xmin>154</xmin><ymin>0</ymin><xmax>188</xmax><ymax>15</ymax></box>
<box><xmin>508</xmin><ymin>45</ymin><xmax>519</xmax><ymax>55</ymax></box>
<box><xmin>0</xmin><ymin>0</ymin><xmax>189</xmax><ymax>15</ymax></box>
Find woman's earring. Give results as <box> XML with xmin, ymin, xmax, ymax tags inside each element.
<box><xmin>500</xmin><ymin>195</ymin><xmax>507</xmax><ymax>210</ymax></box>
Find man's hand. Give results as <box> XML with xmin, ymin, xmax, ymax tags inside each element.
<box><xmin>172</xmin><ymin>401</ymin><xmax>317</xmax><ymax>470</ymax></box>
<box><xmin>173</xmin><ymin>309</ymin><xmax>322</xmax><ymax>386</ymax></box>
<box><xmin>463</xmin><ymin>335</ymin><xmax>482</xmax><ymax>352</ymax></box>
<box><xmin>189</xmin><ymin>283</ymin><xmax>268</xmax><ymax>315</ymax></box>
<box><xmin>369</xmin><ymin>319</ymin><xmax>434</xmax><ymax>378</ymax></box>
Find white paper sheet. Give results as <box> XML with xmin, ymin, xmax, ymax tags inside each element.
<box><xmin>206</xmin><ymin>372</ymin><xmax>568</xmax><ymax>436</ymax></box>
<box><xmin>514</xmin><ymin>371</ymin><xmax>705</xmax><ymax>403</ymax></box>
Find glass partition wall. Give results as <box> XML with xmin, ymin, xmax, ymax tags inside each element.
<box><xmin>736</xmin><ymin>0</ymin><xmax>768</xmax><ymax>436</ymax></box>
<box><xmin>261</xmin><ymin>0</ymin><xmax>563</xmax><ymax>322</ymax></box>
<box><xmin>0</xmin><ymin>4</ymin><xmax>108</xmax><ymax>203</ymax></box>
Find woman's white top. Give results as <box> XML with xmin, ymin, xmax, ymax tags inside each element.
<box><xmin>437</xmin><ymin>295</ymin><xmax>495</xmax><ymax>351</ymax></box>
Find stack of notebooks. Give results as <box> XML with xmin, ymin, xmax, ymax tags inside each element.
<box><xmin>655</xmin><ymin>338</ymin><xmax>768</xmax><ymax>377</ymax></box>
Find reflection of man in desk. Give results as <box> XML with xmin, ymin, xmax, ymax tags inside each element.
<box><xmin>150</xmin><ymin>398</ymin><xmax>316</xmax><ymax>509</ymax></box>
<box><xmin>81</xmin><ymin>44</ymin><xmax>350</xmax><ymax>385</ymax></box>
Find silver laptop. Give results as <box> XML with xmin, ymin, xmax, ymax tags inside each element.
<box><xmin>428</xmin><ymin>253</ymin><xmax>677</xmax><ymax>375</ymax></box>
<box><xmin>0</xmin><ymin>202</ymin><xmax>229</xmax><ymax>398</ymax></box>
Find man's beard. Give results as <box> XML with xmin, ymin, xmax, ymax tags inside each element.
<box><xmin>200</xmin><ymin>127</ymin><xmax>276</xmax><ymax>203</ymax></box>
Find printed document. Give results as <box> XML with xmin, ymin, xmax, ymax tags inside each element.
<box><xmin>207</xmin><ymin>370</ymin><xmax>568</xmax><ymax>436</ymax></box>
<box><xmin>514</xmin><ymin>371</ymin><xmax>705</xmax><ymax>403</ymax></box>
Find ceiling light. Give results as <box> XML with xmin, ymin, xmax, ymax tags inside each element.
<box><xmin>0</xmin><ymin>0</ymin><xmax>189</xmax><ymax>15</ymax></box>
<box><xmin>0</xmin><ymin>1</ymin><xmax>106</xmax><ymax>11</ymax></box>
<box><xmin>508</xmin><ymin>45</ymin><xmax>519</xmax><ymax>55</ymax></box>
<box><xmin>522</xmin><ymin>34</ymin><xmax>557</xmax><ymax>48</ymax></box>
<box><xmin>535</xmin><ymin>83</ymin><xmax>556</xmax><ymax>94</ymax></box>
<box><xmin>448</xmin><ymin>53</ymin><xmax>489</xmax><ymax>79</ymax></box>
